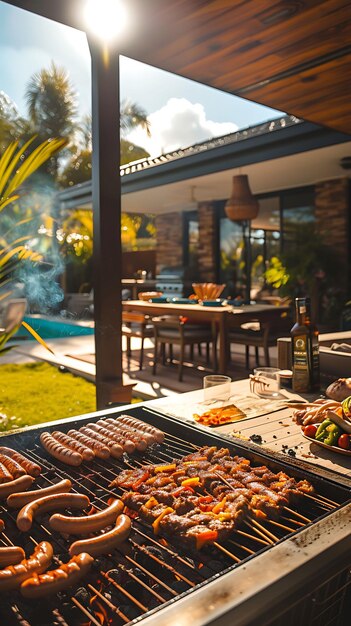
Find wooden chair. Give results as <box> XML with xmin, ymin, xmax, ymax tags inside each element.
<box><xmin>152</xmin><ymin>315</ymin><xmax>217</xmax><ymax>381</ymax></box>
<box><xmin>122</xmin><ymin>311</ymin><xmax>154</xmax><ymax>370</ymax></box>
<box><xmin>228</xmin><ymin>309</ymin><xmax>291</xmax><ymax>369</ymax></box>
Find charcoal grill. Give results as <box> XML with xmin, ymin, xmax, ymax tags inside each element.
<box><xmin>0</xmin><ymin>404</ymin><xmax>350</xmax><ymax>626</ymax></box>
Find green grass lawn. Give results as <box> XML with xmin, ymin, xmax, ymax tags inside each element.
<box><xmin>0</xmin><ymin>362</ymin><xmax>97</xmax><ymax>432</ymax></box>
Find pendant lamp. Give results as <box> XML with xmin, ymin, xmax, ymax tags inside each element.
<box><xmin>225</xmin><ymin>174</ymin><xmax>259</xmax><ymax>221</ymax></box>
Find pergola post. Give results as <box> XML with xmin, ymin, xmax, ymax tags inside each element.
<box><xmin>88</xmin><ymin>39</ymin><xmax>132</xmax><ymax>408</ymax></box>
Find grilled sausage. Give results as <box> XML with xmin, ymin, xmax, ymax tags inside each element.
<box><xmin>0</xmin><ymin>519</ymin><xmax>4</xmax><ymax>532</ymax></box>
<box><xmin>0</xmin><ymin>447</ymin><xmax>41</xmax><ymax>477</ymax></box>
<box><xmin>113</xmin><ymin>422</ymin><xmax>155</xmax><ymax>446</ymax></box>
<box><xmin>67</xmin><ymin>429</ymin><xmax>110</xmax><ymax>459</ymax></box>
<box><xmin>40</xmin><ymin>432</ymin><xmax>83</xmax><ymax>467</ymax></box>
<box><xmin>0</xmin><ymin>461</ymin><xmax>13</xmax><ymax>483</ymax></box>
<box><xmin>49</xmin><ymin>498</ymin><xmax>124</xmax><ymax>535</ymax></box>
<box><xmin>0</xmin><ymin>454</ymin><xmax>26</xmax><ymax>479</ymax></box>
<box><xmin>20</xmin><ymin>552</ymin><xmax>94</xmax><ymax>598</ymax></box>
<box><xmin>7</xmin><ymin>479</ymin><xmax>72</xmax><ymax>509</ymax></box>
<box><xmin>69</xmin><ymin>513</ymin><xmax>131</xmax><ymax>557</ymax></box>
<box><xmin>115</xmin><ymin>415</ymin><xmax>165</xmax><ymax>443</ymax></box>
<box><xmin>0</xmin><ymin>546</ymin><xmax>25</xmax><ymax>567</ymax></box>
<box><xmin>98</xmin><ymin>419</ymin><xmax>146</xmax><ymax>451</ymax></box>
<box><xmin>80</xmin><ymin>425</ymin><xmax>123</xmax><ymax>459</ymax></box>
<box><xmin>17</xmin><ymin>493</ymin><xmax>90</xmax><ymax>532</ymax></box>
<box><xmin>0</xmin><ymin>541</ymin><xmax>53</xmax><ymax>591</ymax></box>
<box><xmin>51</xmin><ymin>431</ymin><xmax>95</xmax><ymax>462</ymax></box>
<box><xmin>0</xmin><ymin>475</ymin><xmax>35</xmax><ymax>500</ymax></box>
<box><xmin>92</xmin><ymin>421</ymin><xmax>135</xmax><ymax>454</ymax></box>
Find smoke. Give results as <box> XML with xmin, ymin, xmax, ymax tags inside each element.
<box><xmin>12</xmin><ymin>179</ymin><xmax>65</xmax><ymax>314</ymax></box>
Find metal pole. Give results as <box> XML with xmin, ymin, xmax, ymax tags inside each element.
<box><xmin>87</xmin><ymin>38</ymin><xmax>127</xmax><ymax>409</ymax></box>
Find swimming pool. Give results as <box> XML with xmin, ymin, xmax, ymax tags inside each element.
<box><xmin>16</xmin><ymin>315</ymin><xmax>95</xmax><ymax>340</ymax></box>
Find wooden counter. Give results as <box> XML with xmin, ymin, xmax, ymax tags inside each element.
<box><xmin>148</xmin><ymin>378</ymin><xmax>351</xmax><ymax>481</ymax></box>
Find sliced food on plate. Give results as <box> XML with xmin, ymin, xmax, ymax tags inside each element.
<box><xmin>193</xmin><ymin>403</ymin><xmax>246</xmax><ymax>426</ymax></box>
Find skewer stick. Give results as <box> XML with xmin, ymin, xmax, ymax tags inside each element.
<box><xmin>302</xmin><ymin>492</ymin><xmax>335</xmax><ymax>508</ymax></box>
<box><xmin>244</xmin><ymin>521</ymin><xmax>275</xmax><ymax>544</ymax></box>
<box><xmin>282</xmin><ymin>515</ymin><xmax>305</xmax><ymax>527</ymax></box>
<box><xmin>228</xmin><ymin>539</ymin><xmax>255</xmax><ymax>555</ymax></box>
<box><xmin>235</xmin><ymin>529</ymin><xmax>270</xmax><ymax>546</ymax></box>
<box><xmin>214</xmin><ymin>542</ymin><xmax>241</xmax><ymax>562</ymax></box>
<box><xmin>265</xmin><ymin>519</ymin><xmax>295</xmax><ymax>533</ymax></box>
<box><xmin>283</xmin><ymin>506</ymin><xmax>311</xmax><ymax>523</ymax></box>
<box><xmin>248</xmin><ymin>519</ymin><xmax>278</xmax><ymax>543</ymax></box>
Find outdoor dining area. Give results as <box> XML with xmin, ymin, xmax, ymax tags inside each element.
<box><xmin>122</xmin><ymin>282</ymin><xmax>291</xmax><ymax>382</ymax></box>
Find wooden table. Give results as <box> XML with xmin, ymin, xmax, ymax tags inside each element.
<box><xmin>148</xmin><ymin>378</ymin><xmax>351</xmax><ymax>483</ymax></box>
<box><xmin>122</xmin><ymin>300</ymin><xmax>289</xmax><ymax>374</ymax></box>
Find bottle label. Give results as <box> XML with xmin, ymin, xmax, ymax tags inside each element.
<box><xmin>292</xmin><ymin>334</ymin><xmax>310</xmax><ymax>392</ymax></box>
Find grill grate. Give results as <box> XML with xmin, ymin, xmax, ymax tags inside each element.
<box><xmin>0</xmin><ymin>406</ymin><xmax>350</xmax><ymax>625</ymax></box>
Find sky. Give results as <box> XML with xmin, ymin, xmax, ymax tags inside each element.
<box><xmin>0</xmin><ymin>1</ymin><xmax>284</xmax><ymax>157</ymax></box>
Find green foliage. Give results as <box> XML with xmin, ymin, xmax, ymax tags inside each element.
<box><xmin>264</xmin><ymin>256</ymin><xmax>290</xmax><ymax>289</ymax></box>
<box><xmin>0</xmin><ymin>363</ymin><xmax>96</xmax><ymax>430</ymax></box>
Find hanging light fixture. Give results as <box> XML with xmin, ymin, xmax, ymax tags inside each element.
<box><xmin>225</xmin><ymin>174</ymin><xmax>259</xmax><ymax>221</ymax></box>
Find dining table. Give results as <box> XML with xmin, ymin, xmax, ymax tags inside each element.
<box><xmin>122</xmin><ymin>300</ymin><xmax>290</xmax><ymax>374</ymax></box>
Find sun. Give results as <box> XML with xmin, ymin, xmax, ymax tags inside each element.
<box><xmin>84</xmin><ymin>0</ymin><xmax>128</xmax><ymax>43</ymax></box>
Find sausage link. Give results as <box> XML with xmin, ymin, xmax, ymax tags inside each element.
<box><xmin>98</xmin><ymin>419</ymin><xmax>147</xmax><ymax>451</ymax></box>
<box><xmin>67</xmin><ymin>430</ymin><xmax>110</xmax><ymax>459</ymax></box>
<box><xmin>0</xmin><ymin>541</ymin><xmax>53</xmax><ymax>591</ymax></box>
<box><xmin>0</xmin><ymin>461</ymin><xmax>13</xmax><ymax>483</ymax></box>
<box><xmin>105</xmin><ymin>418</ymin><xmax>156</xmax><ymax>445</ymax></box>
<box><xmin>7</xmin><ymin>479</ymin><xmax>72</xmax><ymax>509</ymax></box>
<box><xmin>20</xmin><ymin>552</ymin><xmax>94</xmax><ymax>598</ymax></box>
<box><xmin>115</xmin><ymin>415</ymin><xmax>165</xmax><ymax>443</ymax></box>
<box><xmin>17</xmin><ymin>493</ymin><xmax>90</xmax><ymax>532</ymax></box>
<box><xmin>80</xmin><ymin>425</ymin><xmax>123</xmax><ymax>459</ymax></box>
<box><xmin>0</xmin><ymin>454</ymin><xmax>26</xmax><ymax>479</ymax></box>
<box><xmin>51</xmin><ymin>431</ymin><xmax>95</xmax><ymax>462</ymax></box>
<box><xmin>0</xmin><ymin>475</ymin><xmax>35</xmax><ymax>500</ymax></box>
<box><xmin>40</xmin><ymin>432</ymin><xmax>83</xmax><ymax>467</ymax></box>
<box><xmin>49</xmin><ymin>498</ymin><xmax>124</xmax><ymax>535</ymax></box>
<box><xmin>93</xmin><ymin>421</ymin><xmax>135</xmax><ymax>454</ymax></box>
<box><xmin>0</xmin><ymin>546</ymin><xmax>25</xmax><ymax>567</ymax></box>
<box><xmin>69</xmin><ymin>513</ymin><xmax>131</xmax><ymax>557</ymax></box>
<box><xmin>0</xmin><ymin>447</ymin><xmax>41</xmax><ymax>477</ymax></box>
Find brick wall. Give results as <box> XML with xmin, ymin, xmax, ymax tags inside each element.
<box><xmin>197</xmin><ymin>202</ymin><xmax>218</xmax><ymax>282</ymax></box>
<box><xmin>315</xmin><ymin>177</ymin><xmax>349</xmax><ymax>268</ymax></box>
<box><xmin>155</xmin><ymin>212</ymin><xmax>183</xmax><ymax>273</ymax></box>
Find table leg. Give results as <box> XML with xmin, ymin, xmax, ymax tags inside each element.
<box><xmin>218</xmin><ymin>315</ymin><xmax>228</xmax><ymax>374</ymax></box>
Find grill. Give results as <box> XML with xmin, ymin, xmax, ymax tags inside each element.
<box><xmin>155</xmin><ymin>267</ymin><xmax>185</xmax><ymax>298</ymax></box>
<box><xmin>0</xmin><ymin>405</ymin><xmax>350</xmax><ymax>626</ymax></box>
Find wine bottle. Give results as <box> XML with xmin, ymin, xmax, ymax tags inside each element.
<box><xmin>291</xmin><ymin>298</ymin><xmax>312</xmax><ymax>393</ymax></box>
<box><xmin>305</xmin><ymin>297</ymin><xmax>320</xmax><ymax>391</ymax></box>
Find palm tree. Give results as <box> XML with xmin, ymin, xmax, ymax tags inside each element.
<box><xmin>120</xmin><ymin>100</ymin><xmax>151</xmax><ymax>138</ymax></box>
<box><xmin>25</xmin><ymin>62</ymin><xmax>78</xmax><ymax>177</ymax></box>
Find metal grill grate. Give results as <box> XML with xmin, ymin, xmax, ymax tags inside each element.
<box><xmin>0</xmin><ymin>406</ymin><xmax>350</xmax><ymax>625</ymax></box>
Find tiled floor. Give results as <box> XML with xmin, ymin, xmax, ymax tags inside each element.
<box><xmin>5</xmin><ymin>335</ymin><xmax>278</xmax><ymax>399</ymax></box>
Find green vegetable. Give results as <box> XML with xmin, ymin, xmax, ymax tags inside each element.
<box><xmin>316</xmin><ymin>419</ymin><xmax>341</xmax><ymax>446</ymax></box>
<box><xmin>342</xmin><ymin>396</ymin><xmax>351</xmax><ymax>418</ymax></box>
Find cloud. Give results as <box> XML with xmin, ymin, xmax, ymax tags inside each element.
<box><xmin>125</xmin><ymin>97</ymin><xmax>238</xmax><ymax>158</ymax></box>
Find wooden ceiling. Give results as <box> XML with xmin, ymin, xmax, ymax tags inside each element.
<box><xmin>4</xmin><ymin>0</ymin><xmax>351</xmax><ymax>134</ymax></box>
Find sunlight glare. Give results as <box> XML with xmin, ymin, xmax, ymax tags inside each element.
<box><xmin>84</xmin><ymin>0</ymin><xmax>128</xmax><ymax>42</ymax></box>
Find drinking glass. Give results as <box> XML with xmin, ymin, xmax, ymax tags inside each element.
<box><xmin>203</xmin><ymin>375</ymin><xmax>231</xmax><ymax>404</ymax></box>
<box><xmin>250</xmin><ymin>367</ymin><xmax>281</xmax><ymax>398</ymax></box>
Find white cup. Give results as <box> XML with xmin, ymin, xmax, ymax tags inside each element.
<box><xmin>203</xmin><ymin>375</ymin><xmax>231</xmax><ymax>403</ymax></box>
<box><xmin>250</xmin><ymin>367</ymin><xmax>281</xmax><ymax>398</ymax></box>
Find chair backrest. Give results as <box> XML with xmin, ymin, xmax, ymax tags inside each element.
<box><xmin>122</xmin><ymin>311</ymin><xmax>149</xmax><ymax>325</ymax></box>
<box><xmin>0</xmin><ymin>298</ymin><xmax>27</xmax><ymax>334</ymax></box>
